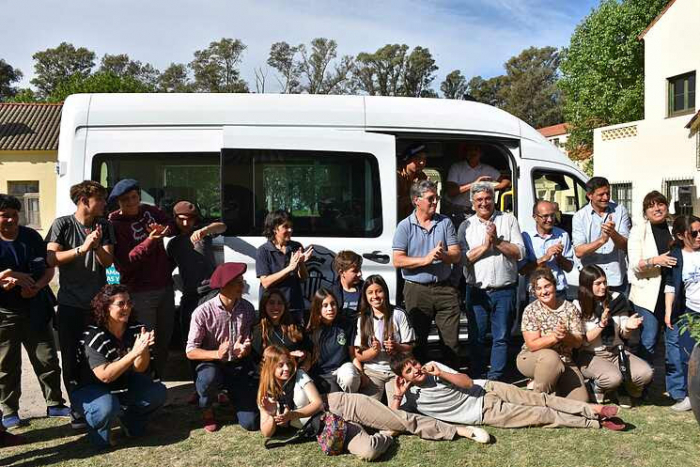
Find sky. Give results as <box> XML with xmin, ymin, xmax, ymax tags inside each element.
<box><xmin>1</xmin><ymin>0</ymin><xmax>601</xmax><ymax>93</ymax></box>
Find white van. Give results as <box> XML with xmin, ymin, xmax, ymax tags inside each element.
<box><xmin>56</xmin><ymin>93</ymin><xmax>589</xmax><ymax>308</ymax></box>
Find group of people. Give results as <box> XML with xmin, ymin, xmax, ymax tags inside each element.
<box><xmin>0</xmin><ymin>147</ymin><xmax>696</xmax><ymax>458</ymax></box>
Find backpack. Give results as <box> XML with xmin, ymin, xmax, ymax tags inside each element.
<box><xmin>264</xmin><ymin>409</ymin><xmax>347</xmax><ymax>456</ymax></box>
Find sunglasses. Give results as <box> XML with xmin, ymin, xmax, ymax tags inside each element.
<box><xmin>690</xmin><ymin>230</ymin><xmax>700</xmax><ymax>239</ymax></box>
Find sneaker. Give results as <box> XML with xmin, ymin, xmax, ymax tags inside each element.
<box><xmin>671</xmin><ymin>397</ymin><xmax>692</xmax><ymax>412</ymax></box>
<box><xmin>617</xmin><ymin>394</ymin><xmax>633</xmax><ymax>409</ymax></box>
<box><xmin>46</xmin><ymin>405</ymin><xmax>71</xmax><ymax>418</ymax></box>
<box><xmin>70</xmin><ymin>412</ymin><xmax>87</xmax><ymax>430</ymax></box>
<box><xmin>526</xmin><ymin>379</ymin><xmax>535</xmax><ymax>390</ymax></box>
<box><xmin>1</xmin><ymin>414</ymin><xmax>27</xmax><ymax>429</ymax></box>
<box><xmin>203</xmin><ymin>411</ymin><xmax>219</xmax><ymax>433</ymax></box>
<box><xmin>0</xmin><ymin>430</ymin><xmax>26</xmax><ymax>447</ymax></box>
<box><xmin>601</xmin><ymin>417</ymin><xmax>626</xmax><ymax>431</ymax></box>
<box><xmin>456</xmin><ymin>426</ymin><xmax>491</xmax><ymax>444</ymax></box>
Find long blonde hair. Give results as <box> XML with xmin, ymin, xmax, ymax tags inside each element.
<box><xmin>257</xmin><ymin>345</ymin><xmax>297</xmax><ymax>407</ymax></box>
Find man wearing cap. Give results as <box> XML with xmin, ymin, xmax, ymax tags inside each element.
<box><xmin>444</xmin><ymin>143</ymin><xmax>511</xmax><ymax>226</ymax></box>
<box><xmin>108</xmin><ymin>179</ymin><xmax>176</xmax><ymax>378</ymax></box>
<box><xmin>46</xmin><ymin>180</ymin><xmax>116</xmax><ymax>428</ymax></box>
<box><xmin>397</xmin><ymin>143</ymin><xmax>429</xmax><ymax>220</ymax></box>
<box><xmin>167</xmin><ymin>201</ymin><xmax>226</xmax><ymax>388</ymax></box>
<box><xmin>186</xmin><ymin>262</ymin><xmax>257</xmax><ymax>433</ymax></box>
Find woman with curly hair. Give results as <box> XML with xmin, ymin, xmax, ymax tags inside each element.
<box><xmin>70</xmin><ymin>284</ymin><xmax>166</xmax><ymax>448</ymax></box>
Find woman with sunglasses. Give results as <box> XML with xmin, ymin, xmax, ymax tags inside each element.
<box><xmin>71</xmin><ymin>285</ymin><xmax>166</xmax><ymax>448</ymax></box>
<box><xmin>663</xmin><ymin>215</ymin><xmax>700</xmax><ymax>412</ymax></box>
<box><xmin>627</xmin><ymin>191</ymin><xmax>676</xmax><ymax>368</ymax></box>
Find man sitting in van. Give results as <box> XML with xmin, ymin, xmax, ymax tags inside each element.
<box><xmin>444</xmin><ymin>143</ymin><xmax>511</xmax><ymax>226</ymax></box>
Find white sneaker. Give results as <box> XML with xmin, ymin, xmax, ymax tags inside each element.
<box><xmin>671</xmin><ymin>397</ymin><xmax>692</xmax><ymax>412</ymax></box>
<box><xmin>456</xmin><ymin>426</ymin><xmax>491</xmax><ymax>444</ymax></box>
<box><xmin>617</xmin><ymin>394</ymin><xmax>632</xmax><ymax>409</ymax></box>
<box><xmin>526</xmin><ymin>379</ymin><xmax>534</xmax><ymax>390</ymax></box>
<box><xmin>594</xmin><ymin>392</ymin><xmax>606</xmax><ymax>404</ymax></box>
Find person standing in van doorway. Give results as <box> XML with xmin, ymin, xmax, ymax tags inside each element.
<box><xmin>397</xmin><ymin>143</ymin><xmax>429</xmax><ymax>220</ymax></box>
<box><xmin>108</xmin><ymin>179</ymin><xmax>176</xmax><ymax>379</ymax></box>
<box><xmin>458</xmin><ymin>182</ymin><xmax>525</xmax><ymax>381</ymax></box>
<box><xmin>572</xmin><ymin>177</ymin><xmax>631</xmax><ymax>294</ymax></box>
<box><xmin>393</xmin><ymin>180</ymin><xmax>462</xmax><ymax>368</ymax></box>
<box><xmin>444</xmin><ymin>143</ymin><xmax>511</xmax><ymax>227</ymax></box>
<box><xmin>46</xmin><ymin>180</ymin><xmax>116</xmax><ymax>429</ymax></box>
<box><xmin>519</xmin><ymin>199</ymin><xmax>574</xmax><ymax>301</ymax></box>
<box><xmin>256</xmin><ymin>210</ymin><xmax>313</xmax><ymax>326</ymax></box>
<box><xmin>167</xmin><ymin>201</ymin><xmax>226</xmax><ymax>392</ymax></box>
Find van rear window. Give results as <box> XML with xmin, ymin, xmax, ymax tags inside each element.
<box><xmin>92</xmin><ymin>152</ymin><xmax>221</xmax><ymax>222</ymax></box>
<box><xmin>221</xmin><ymin>149</ymin><xmax>382</xmax><ymax>238</ymax></box>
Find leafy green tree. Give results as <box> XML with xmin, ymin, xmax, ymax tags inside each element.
<box><xmin>501</xmin><ymin>46</ymin><xmax>564</xmax><ymax>129</ymax></box>
<box><xmin>47</xmin><ymin>71</ymin><xmax>152</xmax><ymax>102</ymax></box>
<box><xmin>189</xmin><ymin>38</ymin><xmax>249</xmax><ymax>93</ymax></box>
<box><xmin>31</xmin><ymin>42</ymin><xmax>96</xmax><ymax>98</ymax></box>
<box><xmin>465</xmin><ymin>75</ymin><xmax>507</xmax><ymax>107</ymax></box>
<box><xmin>98</xmin><ymin>53</ymin><xmax>160</xmax><ymax>88</ymax></box>
<box><xmin>559</xmin><ymin>0</ymin><xmax>668</xmax><ymax>159</ymax></box>
<box><xmin>6</xmin><ymin>88</ymin><xmax>38</xmax><ymax>103</ymax></box>
<box><xmin>267</xmin><ymin>42</ymin><xmax>302</xmax><ymax>93</ymax></box>
<box><xmin>297</xmin><ymin>38</ymin><xmax>354</xmax><ymax>94</ymax></box>
<box><xmin>0</xmin><ymin>59</ymin><xmax>23</xmax><ymax>101</ymax></box>
<box><xmin>440</xmin><ymin>69</ymin><xmax>467</xmax><ymax>99</ymax></box>
<box><xmin>354</xmin><ymin>44</ymin><xmax>437</xmax><ymax>97</ymax></box>
<box><xmin>158</xmin><ymin>63</ymin><xmax>193</xmax><ymax>92</ymax></box>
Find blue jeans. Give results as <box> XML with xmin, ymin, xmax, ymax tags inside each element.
<box><xmin>665</xmin><ymin>312</ymin><xmax>698</xmax><ymax>401</ymax></box>
<box><xmin>71</xmin><ymin>372</ymin><xmax>167</xmax><ymax>448</ymax></box>
<box><xmin>466</xmin><ymin>285</ymin><xmax>516</xmax><ymax>380</ymax></box>
<box><xmin>195</xmin><ymin>361</ymin><xmax>259</xmax><ymax>431</ymax></box>
<box><xmin>633</xmin><ymin>304</ymin><xmax>661</xmax><ymax>365</ymax></box>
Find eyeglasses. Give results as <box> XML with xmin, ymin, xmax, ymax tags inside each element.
<box><xmin>690</xmin><ymin>230</ymin><xmax>700</xmax><ymax>239</ymax></box>
<box><xmin>535</xmin><ymin>214</ymin><xmax>556</xmax><ymax>220</ymax></box>
<box><xmin>421</xmin><ymin>195</ymin><xmax>440</xmax><ymax>204</ymax></box>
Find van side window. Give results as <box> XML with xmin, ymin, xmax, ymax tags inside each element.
<box><xmin>221</xmin><ymin>149</ymin><xmax>382</xmax><ymax>237</ymax></box>
<box><xmin>532</xmin><ymin>170</ymin><xmax>587</xmax><ymax>235</ymax></box>
<box><xmin>92</xmin><ymin>153</ymin><xmax>221</xmax><ymax>221</ymax></box>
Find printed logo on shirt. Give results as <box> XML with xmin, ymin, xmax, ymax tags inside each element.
<box><xmin>130</xmin><ymin>211</ymin><xmax>156</xmax><ymax>242</ymax></box>
<box><xmin>337</xmin><ymin>331</ymin><xmax>346</xmax><ymax>346</ymax></box>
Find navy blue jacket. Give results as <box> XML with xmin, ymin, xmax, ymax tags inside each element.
<box><xmin>665</xmin><ymin>246</ymin><xmax>688</xmax><ymax>321</ymax></box>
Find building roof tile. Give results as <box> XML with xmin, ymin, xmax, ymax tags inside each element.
<box><xmin>0</xmin><ymin>103</ymin><xmax>63</xmax><ymax>151</ymax></box>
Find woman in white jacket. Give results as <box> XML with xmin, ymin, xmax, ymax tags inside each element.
<box><xmin>627</xmin><ymin>191</ymin><xmax>676</xmax><ymax>365</ymax></box>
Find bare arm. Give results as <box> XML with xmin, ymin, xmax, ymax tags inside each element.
<box><xmin>392</xmin><ymin>250</ymin><xmax>430</xmax><ymax>270</ymax></box>
<box><xmin>522</xmin><ymin>330</ymin><xmax>559</xmax><ymax>352</ymax></box>
<box><xmin>495</xmin><ymin>240</ymin><xmax>521</xmax><ymax>261</ymax></box>
<box><xmin>574</xmin><ymin>237</ymin><xmax>607</xmax><ymax>258</ymax></box>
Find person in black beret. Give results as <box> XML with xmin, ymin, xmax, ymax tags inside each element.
<box><xmin>397</xmin><ymin>143</ymin><xmax>429</xmax><ymax>220</ymax></box>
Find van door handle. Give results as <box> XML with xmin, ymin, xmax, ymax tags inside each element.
<box><xmin>363</xmin><ymin>251</ymin><xmax>391</xmax><ymax>264</ymax></box>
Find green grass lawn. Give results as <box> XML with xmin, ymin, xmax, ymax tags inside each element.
<box><xmin>3</xmin><ymin>399</ymin><xmax>699</xmax><ymax>467</ymax></box>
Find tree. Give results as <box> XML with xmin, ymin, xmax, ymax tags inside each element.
<box><xmin>353</xmin><ymin>44</ymin><xmax>438</xmax><ymax>97</ymax></box>
<box><xmin>158</xmin><ymin>63</ymin><xmax>193</xmax><ymax>92</ymax></box>
<box><xmin>31</xmin><ymin>42</ymin><xmax>96</xmax><ymax>98</ymax></box>
<box><xmin>501</xmin><ymin>46</ymin><xmax>564</xmax><ymax>129</ymax></box>
<box><xmin>0</xmin><ymin>59</ymin><xmax>23</xmax><ymax>101</ymax></box>
<box><xmin>267</xmin><ymin>42</ymin><xmax>302</xmax><ymax>93</ymax></box>
<box><xmin>559</xmin><ymin>0</ymin><xmax>668</xmax><ymax>159</ymax></box>
<box><xmin>189</xmin><ymin>38</ymin><xmax>249</xmax><ymax>93</ymax></box>
<box><xmin>440</xmin><ymin>69</ymin><xmax>467</xmax><ymax>99</ymax></box>
<box><xmin>98</xmin><ymin>53</ymin><xmax>160</xmax><ymax>89</ymax></box>
<box><xmin>465</xmin><ymin>75</ymin><xmax>507</xmax><ymax>107</ymax></box>
<box><xmin>47</xmin><ymin>71</ymin><xmax>152</xmax><ymax>103</ymax></box>
<box><xmin>297</xmin><ymin>38</ymin><xmax>354</xmax><ymax>94</ymax></box>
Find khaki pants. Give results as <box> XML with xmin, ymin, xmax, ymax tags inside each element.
<box><xmin>516</xmin><ymin>349</ymin><xmax>589</xmax><ymax>401</ymax></box>
<box><xmin>327</xmin><ymin>392</ymin><xmax>458</xmax><ymax>440</ymax></box>
<box><xmin>360</xmin><ymin>367</ymin><xmax>396</xmax><ymax>401</ymax></box>
<box><xmin>482</xmin><ymin>381</ymin><xmax>600</xmax><ymax>429</ymax></box>
<box><xmin>576</xmin><ymin>349</ymin><xmax>653</xmax><ymax>398</ymax></box>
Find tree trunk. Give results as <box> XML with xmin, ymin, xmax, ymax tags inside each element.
<box><xmin>690</xmin><ymin>344</ymin><xmax>700</xmax><ymax>427</ymax></box>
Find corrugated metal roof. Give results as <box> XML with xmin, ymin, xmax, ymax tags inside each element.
<box><xmin>0</xmin><ymin>103</ymin><xmax>63</xmax><ymax>151</ymax></box>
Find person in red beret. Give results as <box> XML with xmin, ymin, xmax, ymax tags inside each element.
<box><xmin>185</xmin><ymin>262</ymin><xmax>257</xmax><ymax>432</ymax></box>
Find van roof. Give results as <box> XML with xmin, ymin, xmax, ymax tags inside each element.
<box><xmin>63</xmin><ymin>93</ymin><xmax>564</xmax><ymax>161</ymax></box>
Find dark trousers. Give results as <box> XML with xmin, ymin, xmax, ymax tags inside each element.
<box><xmin>56</xmin><ymin>304</ymin><xmax>88</xmax><ymax>405</ymax></box>
<box><xmin>466</xmin><ymin>285</ymin><xmax>517</xmax><ymax>381</ymax></box>
<box><xmin>403</xmin><ymin>281</ymin><xmax>461</xmax><ymax>367</ymax></box>
<box><xmin>195</xmin><ymin>361</ymin><xmax>259</xmax><ymax>431</ymax></box>
<box><xmin>0</xmin><ymin>309</ymin><xmax>64</xmax><ymax>416</ymax></box>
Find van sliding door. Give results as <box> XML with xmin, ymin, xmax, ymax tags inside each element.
<box><xmin>221</xmin><ymin>127</ymin><xmax>397</xmax><ymax>307</ymax></box>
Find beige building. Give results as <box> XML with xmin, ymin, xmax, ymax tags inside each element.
<box><xmin>538</xmin><ymin>123</ymin><xmax>570</xmax><ymax>154</ymax></box>
<box><xmin>594</xmin><ymin>0</ymin><xmax>698</xmax><ymax>219</ymax></box>
<box><xmin>0</xmin><ymin>103</ymin><xmax>62</xmax><ymax>234</ymax></box>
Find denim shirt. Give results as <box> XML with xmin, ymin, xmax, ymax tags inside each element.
<box><xmin>520</xmin><ymin>227</ymin><xmax>573</xmax><ymax>292</ymax></box>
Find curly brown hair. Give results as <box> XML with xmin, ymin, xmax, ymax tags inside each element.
<box><xmin>70</xmin><ymin>180</ymin><xmax>108</xmax><ymax>206</ymax></box>
<box><xmin>91</xmin><ymin>284</ymin><xmax>130</xmax><ymax>327</ymax></box>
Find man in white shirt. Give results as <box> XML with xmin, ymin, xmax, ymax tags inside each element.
<box><xmin>444</xmin><ymin>143</ymin><xmax>511</xmax><ymax>225</ymax></box>
<box><xmin>458</xmin><ymin>182</ymin><xmax>525</xmax><ymax>380</ymax></box>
